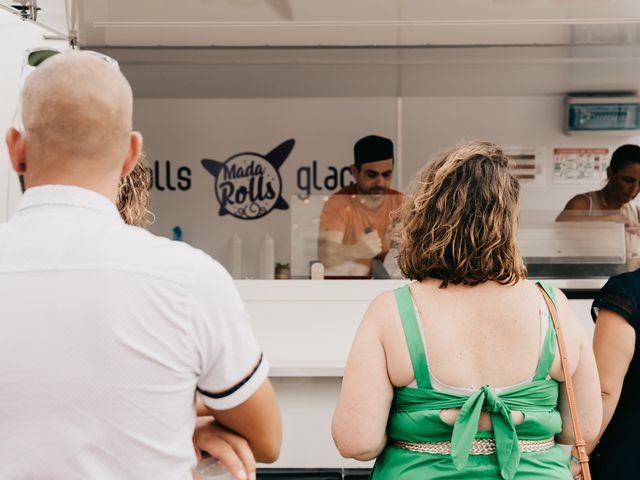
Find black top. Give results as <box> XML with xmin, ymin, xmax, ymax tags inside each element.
<box><xmin>590</xmin><ymin>271</ymin><xmax>640</xmax><ymax>479</ymax></box>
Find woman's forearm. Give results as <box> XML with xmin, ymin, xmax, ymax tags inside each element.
<box><xmin>586</xmin><ymin>390</ymin><xmax>621</xmax><ymax>455</ymax></box>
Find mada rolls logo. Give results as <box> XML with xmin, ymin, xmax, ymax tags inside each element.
<box><xmin>201</xmin><ymin>139</ymin><xmax>293</xmax><ymax>220</ymax></box>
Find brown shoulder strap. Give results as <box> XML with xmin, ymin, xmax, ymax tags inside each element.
<box><xmin>536</xmin><ymin>284</ymin><xmax>591</xmax><ymax>479</ymax></box>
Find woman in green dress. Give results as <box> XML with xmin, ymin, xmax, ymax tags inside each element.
<box><xmin>332</xmin><ymin>141</ymin><xmax>602</xmax><ymax>479</ymax></box>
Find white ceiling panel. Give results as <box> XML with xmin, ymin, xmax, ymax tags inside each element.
<box><xmin>3</xmin><ymin>0</ymin><xmax>640</xmax><ymax>47</ymax></box>
<box><xmin>67</xmin><ymin>0</ymin><xmax>640</xmax><ymax>48</ymax></box>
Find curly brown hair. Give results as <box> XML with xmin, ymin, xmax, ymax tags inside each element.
<box><xmin>397</xmin><ymin>141</ymin><xmax>527</xmax><ymax>287</ymax></box>
<box><xmin>116</xmin><ymin>151</ymin><xmax>154</xmax><ymax>227</ymax></box>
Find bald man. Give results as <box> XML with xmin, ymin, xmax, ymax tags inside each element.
<box><xmin>0</xmin><ymin>52</ymin><xmax>280</xmax><ymax>480</ymax></box>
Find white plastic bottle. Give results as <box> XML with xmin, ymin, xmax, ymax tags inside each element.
<box><xmin>259</xmin><ymin>233</ymin><xmax>275</xmax><ymax>280</ymax></box>
<box><xmin>310</xmin><ymin>262</ymin><xmax>325</xmax><ymax>280</ymax></box>
<box><xmin>227</xmin><ymin>234</ymin><xmax>242</xmax><ymax>279</ymax></box>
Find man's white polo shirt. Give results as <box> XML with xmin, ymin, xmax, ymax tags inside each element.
<box><xmin>0</xmin><ymin>185</ymin><xmax>269</xmax><ymax>479</ymax></box>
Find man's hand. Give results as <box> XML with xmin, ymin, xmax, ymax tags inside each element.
<box><xmin>354</xmin><ymin>230</ymin><xmax>382</xmax><ymax>259</ymax></box>
<box><xmin>318</xmin><ymin>229</ymin><xmax>383</xmax><ymax>267</ymax></box>
<box><xmin>385</xmin><ymin>218</ymin><xmax>402</xmax><ymax>249</ymax></box>
<box><xmin>626</xmin><ymin>225</ymin><xmax>640</xmax><ymax>236</ymax></box>
<box><xmin>193</xmin><ymin>419</ymin><xmax>256</xmax><ymax>480</ymax></box>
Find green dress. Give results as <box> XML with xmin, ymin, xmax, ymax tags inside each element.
<box><xmin>371</xmin><ymin>282</ymin><xmax>571</xmax><ymax>480</ymax></box>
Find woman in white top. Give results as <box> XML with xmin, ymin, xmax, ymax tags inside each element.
<box><xmin>558</xmin><ymin>144</ymin><xmax>640</xmax><ymax>269</ymax></box>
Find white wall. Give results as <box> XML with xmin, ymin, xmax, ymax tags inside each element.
<box><xmin>402</xmin><ymin>96</ymin><xmax>640</xmax><ymax>212</ymax></box>
<box><xmin>115</xmin><ymin>42</ymin><xmax>640</xmax><ymax>277</ymax></box>
<box><xmin>136</xmin><ymin>94</ymin><xmax>640</xmax><ymax>277</ymax></box>
<box><xmin>0</xmin><ymin>10</ymin><xmax>67</xmax><ymax>222</ymax></box>
<box><xmin>137</xmin><ymin>97</ymin><xmax>398</xmax><ymax>278</ymax></box>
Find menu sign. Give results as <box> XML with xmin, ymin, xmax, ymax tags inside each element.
<box><xmin>552</xmin><ymin>148</ymin><xmax>609</xmax><ymax>184</ymax></box>
<box><xmin>505</xmin><ymin>146</ymin><xmax>545</xmax><ymax>186</ymax></box>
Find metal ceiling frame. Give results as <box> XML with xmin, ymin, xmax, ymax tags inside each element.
<box><xmin>0</xmin><ymin>1</ymin><xmax>68</xmax><ymax>39</ymax></box>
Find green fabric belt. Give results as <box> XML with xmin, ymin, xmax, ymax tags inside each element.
<box><xmin>392</xmin><ymin>378</ymin><xmax>559</xmax><ymax>480</ymax></box>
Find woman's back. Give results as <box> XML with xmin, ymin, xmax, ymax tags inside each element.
<box><xmin>383</xmin><ymin>280</ymin><xmax>570</xmax><ymax>393</ymax></box>
<box><xmin>332</xmin><ymin>142</ymin><xmax>601</xmax><ymax>480</ymax></box>
<box><xmin>372</xmin><ymin>281</ymin><xmax>582</xmax><ymax>479</ymax></box>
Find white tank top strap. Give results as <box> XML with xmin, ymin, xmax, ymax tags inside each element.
<box><xmin>579</xmin><ymin>192</ymin><xmax>594</xmax><ymax>215</ymax></box>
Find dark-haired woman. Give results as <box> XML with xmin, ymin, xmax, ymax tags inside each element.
<box><xmin>558</xmin><ymin>144</ymin><xmax>640</xmax><ymax>269</ymax></box>
<box><xmin>332</xmin><ymin>141</ymin><xmax>601</xmax><ymax>479</ymax></box>
<box><xmin>579</xmin><ymin>271</ymin><xmax>640</xmax><ymax>479</ymax></box>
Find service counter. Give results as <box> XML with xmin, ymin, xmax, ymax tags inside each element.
<box><xmin>236</xmin><ymin>278</ymin><xmax>604</xmax><ymax>469</ymax></box>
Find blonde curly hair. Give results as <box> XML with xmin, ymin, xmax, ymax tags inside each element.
<box><xmin>116</xmin><ymin>151</ymin><xmax>154</xmax><ymax>227</ymax></box>
<box><xmin>397</xmin><ymin>141</ymin><xmax>527</xmax><ymax>287</ymax></box>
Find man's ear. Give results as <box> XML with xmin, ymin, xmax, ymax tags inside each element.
<box><xmin>5</xmin><ymin>128</ymin><xmax>27</xmax><ymax>174</ymax></box>
<box><xmin>120</xmin><ymin>131</ymin><xmax>143</xmax><ymax>177</ymax></box>
<box><xmin>350</xmin><ymin>164</ymin><xmax>358</xmax><ymax>178</ymax></box>
<box><xmin>606</xmin><ymin>165</ymin><xmax>612</xmax><ymax>180</ymax></box>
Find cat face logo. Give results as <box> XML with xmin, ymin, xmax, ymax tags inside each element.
<box><xmin>201</xmin><ymin>139</ymin><xmax>293</xmax><ymax>220</ymax></box>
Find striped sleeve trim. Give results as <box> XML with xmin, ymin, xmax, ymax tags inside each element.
<box><xmin>197</xmin><ymin>353</ymin><xmax>264</xmax><ymax>399</ymax></box>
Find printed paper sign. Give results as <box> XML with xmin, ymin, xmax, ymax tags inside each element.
<box><xmin>552</xmin><ymin>148</ymin><xmax>609</xmax><ymax>184</ymax></box>
<box><xmin>505</xmin><ymin>146</ymin><xmax>545</xmax><ymax>186</ymax></box>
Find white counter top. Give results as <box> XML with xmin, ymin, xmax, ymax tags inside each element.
<box><xmin>270</xmin><ymin>361</ymin><xmax>345</xmax><ymax>377</ymax></box>
<box><xmin>236</xmin><ymin>278</ymin><xmax>604</xmax><ymax>377</ymax></box>
<box><xmin>236</xmin><ymin>277</ymin><xmax>607</xmax><ymax>298</ymax></box>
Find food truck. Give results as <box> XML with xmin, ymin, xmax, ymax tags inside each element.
<box><xmin>2</xmin><ymin>1</ymin><xmax>640</xmax><ymax>477</ymax></box>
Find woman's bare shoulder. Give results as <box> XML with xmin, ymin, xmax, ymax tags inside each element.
<box><xmin>524</xmin><ymin>280</ymin><xmax>572</xmax><ymax>316</ymax></box>
<box><xmin>366</xmin><ymin>288</ymin><xmax>398</xmax><ymax>311</ymax></box>
<box><xmin>362</xmin><ymin>287</ymin><xmax>406</xmax><ymax>336</ymax></box>
<box><xmin>562</xmin><ymin>193</ymin><xmax>591</xmax><ymax>211</ymax></box>
<box><xmin>365</xmin><ymin>289</ymin><xmax>399</xmax><ymax>319</ymax></box>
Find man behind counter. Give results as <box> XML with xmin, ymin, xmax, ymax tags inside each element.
<box><xmin>318</xmin><ymin>134</ymin><xmax>403</xmax><ymax>277</ymax></box>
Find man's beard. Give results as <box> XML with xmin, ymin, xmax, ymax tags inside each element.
<box><xmin>365</xmin><ymin>187</ymin><xmax>386</xmax><ymax>196</ymax></box>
